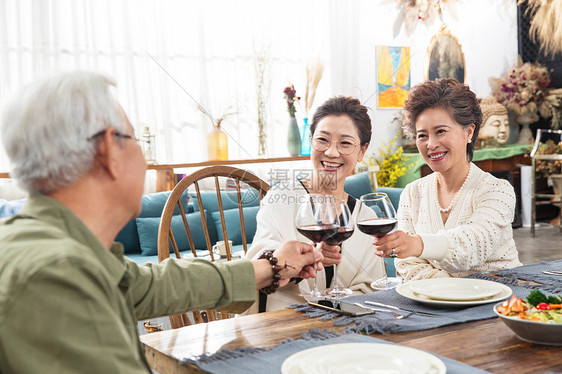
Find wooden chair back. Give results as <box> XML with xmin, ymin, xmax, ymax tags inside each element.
<box><xmin>157</xmin><ymin>165</ymin><xmax>270</xmax><ymax>328</ymax></box>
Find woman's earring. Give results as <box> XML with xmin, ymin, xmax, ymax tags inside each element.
<box><xmin>468</xmin><ymin>139</ymin><xmax>472</xmax><ymax>144</ymax></box>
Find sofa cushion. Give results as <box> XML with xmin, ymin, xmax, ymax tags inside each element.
<box><xmin>115</xmin><ymin>220</ymin><xmax>141</xmax><ymax>254</ymax></box>
<box><xmin>191</xmin><ymin>189</ymin><xmax>261</xmax><ymax>213</ymax></box>
<box><xmin>191</xmin><ymin>189</ymin><xmax>261</xmax><ymax>245</ymax></box>
<box><xmin>211</xmin><ymin>206</ymin><xmax>259</xmax><ymax>245</ymax></box>
<box><xmin>375</xmin><ymin>187</ymin><xmax>403</xmax><ymax>211</ymax></box>
<box><xmin>141</xmin><ymin>191</ymin><xmax>192</xmax><ymax>217</ymax></box>
<box><xmin>344</xmin><ymin>172</ymin><xmax>373</xmax><ymax>200</ymax></box>
<box><xmin>116</xmin><ymin>191</ymin><xmax>194</xmax><ymax>254</ymax></box>
<box><xmin>136</xmin><ymin>211</ymin><xmax>208</xmax><ymax>256</ymax></box>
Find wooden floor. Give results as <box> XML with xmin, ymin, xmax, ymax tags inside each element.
<box><xmin>514</xmin><ymin>224</ymin><xmax>561</xmax><ymax>264</ymax></box>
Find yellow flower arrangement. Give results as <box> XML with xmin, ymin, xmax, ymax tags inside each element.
<box><xmin>364</xmin><ymin>138</ymin><xmax>412</xmax><ymax>187</ymax></box>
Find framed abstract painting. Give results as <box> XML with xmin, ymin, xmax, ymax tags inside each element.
<box><xmin>376</xmin><ymin>46</ymin><xmax>410</xmax><ymax>109</ymax></box>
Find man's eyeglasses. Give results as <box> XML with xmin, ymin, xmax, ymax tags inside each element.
<box><xmin>87</xmin><ymin>129</ymin><xmax>146</xmax><ymax>145</ymax></box>
<box><xmin>311</xmin><ymin>136</ymin><xmax>358</xmax><ymax>155</ymax></box>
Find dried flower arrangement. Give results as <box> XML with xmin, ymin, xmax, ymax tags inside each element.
<box><xmin>283</xmin><ymin>85</ymin><xmax>299</xmax><ymax>118</ymax></box>
<box><xmin>490</xmin><ymin>60</ymin><xmax>562</xmax><ymax>129</ymax></box>
<box><xmin>255</xmin><ymin>46</ymin><xmax>270</xmax><ymax>156</ymax></box>
<box><xmin>518</xmin><ymin>0</ymin><xmax>562</xmax><ymax>57</ymax></box>
<box><xmin>303</xmin><ymin>60</ymin><xmax>324</xmax><ymax>118</ymax></box>
<box><xmin>391</xmin><ymin>0</ymin><xmax>450</xmax><ymax>36</ymax></box>
<box><xmin>534</xmin><ymin>140</ymin><xmax>562</xmax><ymax>177</ymax></box>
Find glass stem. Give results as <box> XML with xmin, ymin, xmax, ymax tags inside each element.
<box><xmin>332</xmin><ymin>243</ymin><xmax>342</xmax><ymax>292</ymax></box>
<box><xmin>381</xmin><ymin>258</ymin><xmax>388</xmax><ymax>285</ymax></box>
<box><xmin>332</xmin><ymin>263</ymin><xmax>340</xmax><ymax>292</ymax></box>
<box><xmin>311</xmin><ymin>242</ymin><xmax>322</xmax><ymax>293</ymax></box>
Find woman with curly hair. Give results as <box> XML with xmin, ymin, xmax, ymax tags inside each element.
<box><xmin>373</xmin><ymin>79</ymin><xmax>521</xmax><ymax>280</ymax></box>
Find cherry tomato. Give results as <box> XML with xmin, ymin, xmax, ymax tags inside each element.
<box><xmin>536</xmin><ymin>303</ymin><xmax>551</xmax><ymax>310</ymax></box>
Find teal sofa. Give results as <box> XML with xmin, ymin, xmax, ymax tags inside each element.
<box><xmin>119</xmin><ymin>189</ymin><xmax>262</xmax><ymax>265</ymax></box>
<box><xmin>121</xmin><ymin>172</ymin><xmax>404</xmax><ymax>277</ymax></box>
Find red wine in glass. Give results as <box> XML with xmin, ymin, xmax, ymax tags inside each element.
<box><xmin>324</xmin><ymin>227</ymin><xmax>355</xmax><ymax>245</ymax></box>
<box><xmin>295</xmin><ymin>194</ymin><xmax>339</xmax><ymax>299</ymax></box>
<box><xmin>322</xmin><ymin>200</ymin><xmax>355</xmax><ymax>298</ymax></box>
<box><xmin>357</xmin><ymin>218</ymin><xmax>397</xmax><ymax>238</ymax></box>
<box><xmin>297</xmin><ymin>224</ymin><xmax>339</xmax><ymax>243</ymax></box>
<box><xmin>359</xmin><ymin>192</ymin><xmax>401</xmax><ymax>290</ymax></box>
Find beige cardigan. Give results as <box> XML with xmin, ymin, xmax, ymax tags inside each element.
<box><xmin>395</xmin><ymin>163</ymin><xmax>522</xmax><ymax>281</ymax></box>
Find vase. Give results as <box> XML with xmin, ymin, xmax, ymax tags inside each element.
<box><xmin>300</xmin><ymin>117</ymin><xmax>311</xmax><ymax>156</ymax></box>
<box><xmin>287</xmin><ymin>117</ymin><xmax>301</xmax><ymax>157</ymax></box>
<box><xmin>515</xmin><ymin>111</ymin><xmax>539</xmax><ymax>145</ymax></box>
<box><xmin>207</xmin><ymin>125</ymin><xmax>228</xmax><ymax>161</ymax></box>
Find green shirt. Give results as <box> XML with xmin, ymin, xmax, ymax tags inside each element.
<box><xmin>0</xmin><ymin>195</ymin><xmax>256</xmax><ymax>373</ymax></box>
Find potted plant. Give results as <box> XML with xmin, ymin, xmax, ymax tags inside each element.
<box><xmin>363</xmin><ymin>137</ymin><xmax>412</xmax><ymax>188</ymax></box>
<box><xmin>283</xmin><ymin>85</ymin><xmax>301</xmax><ymax>157</ymax></box>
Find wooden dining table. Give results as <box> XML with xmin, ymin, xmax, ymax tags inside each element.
<box><xmin>140</xmin><ymin>307</ymin><xmax>562</xmax><ymax>373</ymax></box>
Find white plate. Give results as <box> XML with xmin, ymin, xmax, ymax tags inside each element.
<box><xmin>407</xmin><ymin>278</ymin><xmax>503</xmax><ymax>301</ymax></box>
<box><xmin>281</xmin><ymin>343</ymin><xmax>446</xmax><ymax>374</ymax></box>
<box><xmin>396</xmin><ymin>281</ymin><xmax>512</xmax><ymax>307</ymax></box>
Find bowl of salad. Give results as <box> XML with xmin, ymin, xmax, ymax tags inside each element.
<box><xmin>493</xmin><ymin>290</ymin><xmax>562</xmax><ymax>346</ymax></box>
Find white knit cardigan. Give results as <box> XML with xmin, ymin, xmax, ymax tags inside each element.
<box><xmin>395</xmin><ymin>163</ymin><xmax>522</xmax><ymax>281</ymax></box>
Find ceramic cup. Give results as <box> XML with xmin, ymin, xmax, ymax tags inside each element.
<box><xmin>213</xmin><ymin>240</ymin><xmax>232</xmax><ymax>257</ymax></box>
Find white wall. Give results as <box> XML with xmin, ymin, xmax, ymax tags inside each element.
<box><xmin>0</xmin><ymin>0</ymin><xmax>519</xmax><ymax>174</ymax></box>
<box><xmin>328</xmin><ymin>0</ymin><xmax>518</xmax><ymax>157</ymax></box>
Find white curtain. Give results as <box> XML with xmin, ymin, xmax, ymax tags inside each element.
<box><xmin>0</xmin><ymin>0</ymin><xmax>336</xmax><ymax>171</ymax></box>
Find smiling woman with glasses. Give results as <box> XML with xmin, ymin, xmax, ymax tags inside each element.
<box><xmin>311</xmin><ymin>135</ymin><xmax>358</xmax><ymax>155</ymax></box>
<box><xmin>245</xmin><ymin>96</ymin><xmax>386</xmax><ymax>313</ymax></box>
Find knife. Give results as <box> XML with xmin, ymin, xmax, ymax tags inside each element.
<box><xmin>364</xmin><ymin>301</ymin><xmax>440</xmax><ymax>317</ymax></box>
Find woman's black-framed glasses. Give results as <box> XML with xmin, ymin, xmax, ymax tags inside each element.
<box><xmin>87</xmin><ymin>129</ymin><xmax>146</xmax><ymax>145</ymax></box>
<box><xmin>311</xmin><ymin>136</ymin><xmax>358</xmax><ymax>155</ymax></box>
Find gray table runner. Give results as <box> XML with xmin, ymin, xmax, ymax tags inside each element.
<box><xmin>289</xmin><ymin>282</ymin><xmax>533</xmax><ymax>334</ymax></box>
<box><xmin>493</xmin><ymin>260</ymin><xmax>562</xmax><ymax>293</ymax></box>
<box><xmin>181</xmin><ymin>328</ymin><xmax>489</xmax><ymax>374</ymax></box>
<box><xmin>290</xmin><ymin>262</ymin><xmax>562</xmax><ymax>335</ymax></box>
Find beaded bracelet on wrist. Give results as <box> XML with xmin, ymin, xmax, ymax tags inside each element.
<box><xmin>258</xmin><ymin>250</ymin><xmax>282</xmax><ymax>294</ymax></box>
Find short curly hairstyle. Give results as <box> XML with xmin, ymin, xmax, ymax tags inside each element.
<box><xmin>402</xmin><ymin>78</ymin><xmax>482</xmax><ymax>161</ymax></box>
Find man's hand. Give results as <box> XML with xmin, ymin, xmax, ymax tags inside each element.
<box><xmin>252</xmin><ymin>241</ymin><xmax>324</xmax><ymax>290</ymax></box>
<box><xmin>273</xmin><ymin>241</ymin><xmax>324</xmax><ymax>288</ymax></box>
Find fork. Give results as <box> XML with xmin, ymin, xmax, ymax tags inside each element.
<box><xmin>354</xmin><ymin>303</ymin><xmax>408</xmax><ymax>319</ymax></box>
<box><xmin>543</xmin><ymin>270</ymin><xmax>562</xmax><ymax>276</ymax></box>
<box><xmin>364</xmin><ymin>301</ymin><xmax>440</xmax><ymax>317</ymax></box>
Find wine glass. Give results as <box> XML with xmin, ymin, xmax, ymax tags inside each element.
<box><xmin>322</xmin><ymin>200</ymin><xmax>354</xmax><ymax>298</ymax></box>
<box><xmin>358</xmin><ymin>192</ymin><xmax>401</xmax><ymax>290</ymax></box>
<box><xmin>296</xmin><ymin>194</ymin><xmax>339</xmax><ymax>299</ymax></box>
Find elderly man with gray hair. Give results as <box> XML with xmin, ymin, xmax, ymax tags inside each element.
<box><xmin>0</xmin><ymin>71</ymin><xmax>322</xmax><ymax>373</ymax></box>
